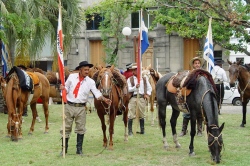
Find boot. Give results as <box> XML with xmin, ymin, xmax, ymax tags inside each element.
<box><xmin>22</xmin><ymin>106</ymin><xmax>28</xmax><ymax>117</ymax></box>
<box><xmin>60</xmin><ymin>137</ymin><xmax>69</xmax><ymax>156</ymax></box>
<box><xmin>136</xmin><ymin>118</ymin><xmax>145</xmax><ymax>134</ymax></box>
<box><xmin>197</xmin><ymin>118</ymin><xmax>203</xmax><ymax>136</ymax></box>
<box><xmin>76</xmin><ymin>134</ymin><xmax>84</xmax><ymax>155</ymax></box>
<box><xmin>128</xmin><ymin>119</ymin><xmax>133</xmax><ymax>136</ymax></box>
<box><xmin>179</xmin><ymin>118</ymin><xmax>189</xmax><ymax>137</ymax></box>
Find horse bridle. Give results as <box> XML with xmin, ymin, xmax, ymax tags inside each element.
<box><xmin>99</xmin><ymin>71</ymin><xmax>113</xmax><ymax>114</ymax></box>
<box><xmin>207</xmin><ymin>125</ymin><xmax>223</xmax><ymax>147</ymax></box>
<box><xmin>200</xmin><ymin>89</ymin><xmax>223</xmax><ymax>148</ymax></box>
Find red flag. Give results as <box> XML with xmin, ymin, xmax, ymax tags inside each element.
<box><xmin>57</xmin><ymin>5</ymin><xmax>67</xmax><ymax>103</ymax></box>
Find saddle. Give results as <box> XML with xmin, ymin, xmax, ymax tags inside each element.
<box><xmin>26</xmin><ymin>71</ymin><xmax>40</xmax><ymax>86</ymax></box>
<box><xmin>166</xmin><ymin>71</ymin><xmax>192</xmax><ymax>97</ymax></box>
<box><xmin>166</xmin><ymin>71</ymin><xmax>192</xmax><ymax>113</ymax></box>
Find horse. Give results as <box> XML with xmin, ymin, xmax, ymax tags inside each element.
<box><xmin>0</xmin><ymin>68</ymin><xmax>50</xmax><ymax>141</ymax></box>
<box><xmin>142</xmin><ymin>65</ymin><xmax>162</xmax><ymax>126</ymax></box>
<box><xmin>227</xmin><ymin>59</ymin><xmax>250</xmax><ymax>127</ymax></box>
<box><xmin>94</xmin><ymin>66</ymin><xmax>129</xmax><ymax>150</ymax></box>
<box><xmin>156</xmin><ymin>70</ymin><xmax>225</xmax><ymax>163</ymax></box>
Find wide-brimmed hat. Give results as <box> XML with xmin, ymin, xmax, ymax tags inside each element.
<box><xmin>125</xmin><ymin>63</ymin><xmax>133</xmax><ymax>69</ymax></box>
<box><xmin>75</xmin><ymin>61</ymin><xmax>93</xmax><ymax>70</ymax></box>
<box><xmin>129</xmin><ymin>63</ymin><xmax>137</xmax><ymax>69</ymax></box>
<box><xmin>189</xmin><ymin>57</ymin><xmax>204</xmax><ymax>67</ymax></box>
<box><xmin>215</xmin><ymin>59</ymin><xmax>224</xmax><ymax>65</ymax></box>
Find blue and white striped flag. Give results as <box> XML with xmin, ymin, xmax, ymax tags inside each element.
<box><xmin>2</xmin><ymin>42</ymin><xmax>9</xmax><ymax>77</ymax></box>
<box><xmin>203</xmin><ymin>18</ymin><xmax>214</xmax><ymax>73</ymax></box>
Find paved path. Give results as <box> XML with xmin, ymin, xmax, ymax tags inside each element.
<box><xmin>220</xmin><ymin>104</ymin><xmax>250</xmax><ymax>114</ymax></box>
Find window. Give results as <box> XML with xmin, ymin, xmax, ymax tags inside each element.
<box><xmin>236</xmin><ymin>57</ymin><xmax>244</xmax><ymax>65</ymax></box>
<box><xmin>131</xmin><ymin>10</ymin><xmax>155</xmax><ymax>28</ymax></box>
<box><xmin>86</xmin><ymin>14</ymin><xmax>104</xmax><ymax>30</ymax></box>
<box><xmin>214</xmin><ymin>50</ymin><xmax>222</xmax><ymax>61</ymax></box>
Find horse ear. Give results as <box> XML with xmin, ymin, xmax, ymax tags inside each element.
<box><xmin>97</xmin><ymin>65</ymin><xmax>102</xmax><ymax>70</ymax></box>
<box><xmin>237</xmin><ymin>59</ymin><xmax>242</xmax><ymax>65</ymax></box>
<box><xmin>219</xmin><ymin>122</ymin><xmax>225</xmax><ymax>132</ymax></box>
<box><xmin>227</xmin><ymin>59</ymin><xmax>232</xmax><ymax>65</ymax></box>
<box><xmin>110</xmin><ymin>65</ymin><xmax>115</xmax><ymax>72</ymax></box>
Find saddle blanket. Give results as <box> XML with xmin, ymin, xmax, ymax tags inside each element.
<box><xmin>26</xmin><ymin>71</ymin><xmax>40</xmax><ymax>85</ymax></box>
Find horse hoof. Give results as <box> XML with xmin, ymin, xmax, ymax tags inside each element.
<box><xmin>163</xmin><ymin>145</ymin><xmax>169</xmax><ymax>149</ymax></box>
<box><xmin>44</xmin><ymin>131</ymin><xmax>49</xmax><ymax>134</ymax></box>
<box><xmin>5</xmin><ymin>135</ymin><xmax>10</xmax><ymax>138</ymax></box>
<box><xmin>189</xmin><ymin>152</ymin><xmax>195</xmax><ymax>156</ymax></box>
<box><xmin>28</xmin><ymin>133</ymin><xmax>33</xmax><ymax>136</ymax></box>
<box><xmin>175</xmin><ymin>144</ymin><xmax>181</xmax><ymax>148</ymax></box>
<box><xmin>240</xmin><ymin>124</ymin><xmax>245</xmax><ymax>127</ymax></box>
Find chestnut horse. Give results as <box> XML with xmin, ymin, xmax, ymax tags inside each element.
<box><xmin>142</xmin><ymin>65</ymin><xmax>162</xmax><ymax>126</ymax></box>
<box><xmin>228</xmin><ymin>59</ymin><xmax>250</xmax><ymax>127</ymax></box>
<box><xmin>94</xmin><ymin>66</ymin><xmax>129</xmax><ymax>150</ymax></box>
<box><xmin>0</xmin><ymin>70</ymin><xmax>50</xmax><ymax>141</ymax></box>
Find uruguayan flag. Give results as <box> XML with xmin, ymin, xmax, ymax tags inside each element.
<box><xmin>141</xmin><ymin>18</ymin><xmax>149</xmax><ymax>55</ymax></box>
<box><xmin>203</xmin><ymin>18</ymin><xmax>214</xmax><ymax>73</ymax></box>
<box><xmin>2</xmin><ymin>42</ymin><xmax>9</xmax><ymax>77</ymax></box>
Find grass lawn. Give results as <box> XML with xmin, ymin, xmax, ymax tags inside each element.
<box><xmin>0</xmin><ymin>104</ymin><xmax>249</xmax><ymax>166</ymax></box>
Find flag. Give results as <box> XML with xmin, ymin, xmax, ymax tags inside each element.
<box><xmin>137</xmin><ymin>9</ymin><xmax>149</xmax><ymax>84</ymax></box>
<box><xmin>2</xmin><ymin>42</ymin><xmax>9</xmax><ymax>77</ymax></box>
<box><xmin>203</xmin><ymin>17</ymin><xmax>214</xmax><ymax>73</ymax></box>
<box><xmin>57</xmin><ymin>4</ymin><xmax>67</xmax><ymax>103</ymax></box>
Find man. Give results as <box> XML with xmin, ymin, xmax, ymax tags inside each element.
<box><xmin>59</xmin><ymin>61</ymin><xmax>111</xmax><ymax>156</ymax></box>
<box><xmin>123</xmin><ymin>63</ymin><xmax>134</xmax><ymax>79</ymax></box>
<box><xmin>213</xmin><ymin>60</ymin><xmax>227</xmax><ymax>114</ymax></box>
<box><xmin>179</xmin><ymin>57</ymin><xmax>204</xmax><ymax>137</ymax></box>
<box><xmin>127</xmin><ymin>63</ymin><xmax>152</xmax><ymax>135</ymax></box>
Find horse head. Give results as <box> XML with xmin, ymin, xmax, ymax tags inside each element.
<box><xmin>9</xmin><ymin>112</ymin><xmax>21</xmax><ymax>141</ymax></box>
<box><xmin>207</xmin><ymin>123</ymin><xmax>225</xmax><ymax>163</ymax></box>
<box><xmin>228</xmin><ymin>59</ymin><xmax>241</xmax><ymax>87</ymax></box>
<box><xmin>98</xmin><ymin>67</ymin><xmax>113</xmax><ymax>96</ymax></box>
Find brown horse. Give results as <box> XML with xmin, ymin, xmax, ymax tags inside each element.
<box><xmin>142</xmin><ymin>65</ymin><xmax>162</xmax><ymax>126</ymax></box>
<box><xmin>0</xmin><ymin>70</ymin><xmax>50</xmax><ymax>141</ymax></box>
<box><xmin>228</xmin><ymin>59</ymin><xmax>250</xmax><ymax>127</ymax></box>
<box><xmin>94</xmin><ymin>66</ymin><xmax>129</xmax><ymax>150</ymax></box>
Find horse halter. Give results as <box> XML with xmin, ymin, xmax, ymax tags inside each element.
<box><xmin>207</xmin><ymin>125</ymin><xmax>223</xmax><ymax>147</ymax></box>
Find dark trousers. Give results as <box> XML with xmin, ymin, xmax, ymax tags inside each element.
<box><xmin>216</xmin><ymin>83</ymin><xmax>224</xmax><ymax>107</ymax></box>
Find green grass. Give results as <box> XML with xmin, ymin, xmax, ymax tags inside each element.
<box><xmin>0</xmin><ymin>104</ymin><xmax>249</xmax><ymax>166</ymax></box>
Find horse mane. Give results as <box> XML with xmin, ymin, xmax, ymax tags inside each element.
<box><xmin>46</xmin><ymin>71</ymin><xmax>58</xmax><ymax>84</ymax></box>
<box><xmin>241</xmin><ymin>64</ymin><xmax>250</xmax><ymax>72</ymax></box>
<box><xmin>183</xmin><ymin>69</ymin><xmax>217</xmax><ymax>92</ymax></box>
<box><xmin>111</xmin><ymin>68</ymin><xmax>126</xmax><ymax>88</ymax></box>
<box><xmin>92</xmin><ymin>71</ymin><xmax>99</xmax><ymax>82</ymax></box>
<box><xmin>26</xmin><ymin>68</ymin><xmax>45</xmax><ymax>74</ymax></box>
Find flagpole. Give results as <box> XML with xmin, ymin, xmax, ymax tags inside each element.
<box><xmin>58</xmin><ymin>0</ymin><xmax>66</xmax><ymax>158</ymax></box>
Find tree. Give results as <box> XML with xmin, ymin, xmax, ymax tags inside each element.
<box><xmin>84</xmin><ymin>0</ymin><xmax>147</xmax><ymax>66</ymax></box>
<box><xmin>154</xmin><ymin>0</ymin><xmax>250</xmax><ymax>55</ymax></box>
<box><xmin>0</xmin><ymin>0</ymin><xmax>83</xmax><ymax>68</ymax></box>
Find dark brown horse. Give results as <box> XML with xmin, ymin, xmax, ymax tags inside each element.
<box><xmin>94</xmin><ymin>66</ymin><xmax>129</xmax><ymax>150</ymax></box>
<box><xmin>228</xmin><ymin>59</ymin><xmax>250</xmax><ymax>127</ymax></box>
<box><xmin>0</xmin><ymin>70</ymin><xmax>50</xmax><ymax>141</ymax></box>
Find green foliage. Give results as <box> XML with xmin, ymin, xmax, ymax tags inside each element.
<box><xmin>154</xmin><ymin>0</ymin><xmax>250</xmax><ymax>55</ymax></box>
<box><xmin>0</xmin><ymin>104</ymin><xmax>250</xmax><ymax>165</ymax></box>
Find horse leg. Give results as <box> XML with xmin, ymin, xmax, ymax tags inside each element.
<box><xmin>150</xmin><ymin>99</ymin><xmax>155</xmax><ymax>126</ymax></box>
<box><xmin>158</xmin><ymin>104</ymin><xmax>168</xmax><ymax>149</ymax></box>
<box><xmin>123</xmin><ymin>108</ymin><xmax>128</xmax><ymax>142</ymax></box>
<box><xmin>189</xmin><ymin>118</ymin><xmax>196</xmax><ymax>156</ymax></box>
<box><xmin>170</xmin><ymin>108</ymin><xmax>180</xmax><ymax>148</ymax></box>
<box><xmin>100</xmin><ymin>115</ymin><xmax>107</xmax><ymax>147</ymax></box>
<box><xmin>28</xmin><ymin>103</ymin><xmax>38</xmax><ymax>135</ymax></box>
<box><xmin>6</xmin><ymin>118</ymin><xmax>11</xmax><ymax>138</ymax></box>
<box><xmin>108</xmin><ymin>114</ymin><xmax>115</xmax><ymax>150</ymax></box>
<box><xmin>42</xmin><ymin>99</ymin><xmax>49</xmax><ymax>133</ymax></box>
<box><xmin>241</xmin><ymin>102</ymin><xmax>247</xmax><ymax>127</ymax></box>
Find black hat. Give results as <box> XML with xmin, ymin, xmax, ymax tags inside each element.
<box><xmin>17</xmin><ymin>65</ymin><xmax>27</xmax><ymax>70</ymax></box>
<box><xmin>215</xmin><ymin>60</ymin><xmax>224</xmax><ymax>65</ymax></box>
<box><xmin>75</xmin><ymin>61</ymin><xmax>93</xmax><ymax>70</ymax></box>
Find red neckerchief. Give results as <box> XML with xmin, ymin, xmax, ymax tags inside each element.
<box><xmin>73</xmin><ymin>75</ymin><xmax>85</xmax><ymax>98</ymax></box>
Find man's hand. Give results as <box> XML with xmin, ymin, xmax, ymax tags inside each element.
<box><xmin>136</xmin><ymin>84</ymin><xmax>140</xmax><ymax>88</ymax></box>
<box><xmin>144</xmin><ymin>94</ymin><xmax>149</xmax><ymax>100</ymax></box>
<box><xmin>103</xmin><ymin>97</ymin><xmax>112</xmax><ymax>105</ymax></box>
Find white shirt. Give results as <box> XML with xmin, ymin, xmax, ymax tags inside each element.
<box><xmin>212</xmin><ymin>65</ymin><xmax>228</xmax><ymax>82</ymax></box>
<box><xmin>127</xmin><ymin>76</ymin><xmax>152</xmax><ymax>95</ymax></box>
<box><xmin>65</xmin><ymin>73</ymin><xmax>102</xmax><ymax>103</ymax></box>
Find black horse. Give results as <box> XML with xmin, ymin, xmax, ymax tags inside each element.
<box><xmin>156</xmin><ymin>70</ymin><xmax>225</xmax><ymax>163</ymax></box>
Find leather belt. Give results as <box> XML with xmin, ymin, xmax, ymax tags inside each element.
<box><xmin>132</xmin><ymin>94</ymin><xmax>144</xmax><ymax>98</ymax></box>
<box><xmin>67</xmin><ymin>101</ymin><xmax>86</xmax><ymax>107</ymax></box>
